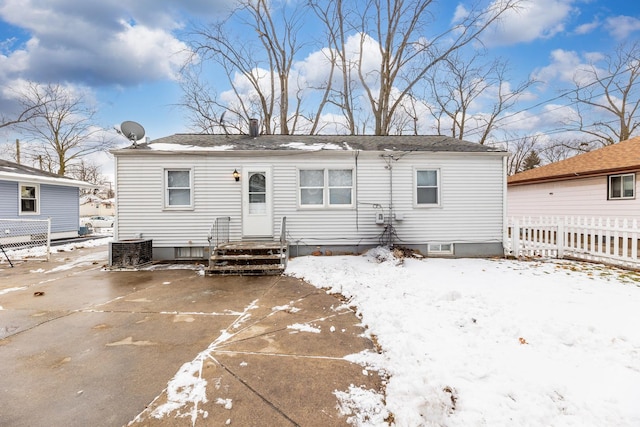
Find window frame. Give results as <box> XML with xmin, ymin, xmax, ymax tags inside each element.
<box><xmin>414</xmin><ymin>168</ymin><xmax>441</xmax><ymax>207</ymax></box>
<box><xmin>608</xmin><ymin>173</ymin><xmax>635</xmax><ymax>200</ymax></box>
<box><xmin>164</xmin><ymin>168</ymin><xmax>194</xmax><ymax>210</ymax></box>
<box><xmin>428</xmin><ymin>243</ymin><xmax>454</xmax><ymax>255</ymax></box>
<box><xmin>298</xmin><ymin>168</ymin><xmax>354</xmax><ymax>208</ymax></box>
<box><xmin>19</xmin><ymin>183</ymin><xmax>40</xmax><ymax>215</ymax></box>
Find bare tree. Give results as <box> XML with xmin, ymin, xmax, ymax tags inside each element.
<box><xmin>318</xmin><ymin>0</ymin><xmax>522</xmax><ymax>135</ymax></box>
<box><xmin>66</xmin><ymin>159</ymin><xmax>108</xmax><ymax>185</ymax></box>
<box><xmin>187</xmin><ymin>0</ymin><xmax>306</xmax><ymax>135</ymax></box>
<box><xmin>505</xmin><ymin>134</ymin><xmax>541</xmax><ymax>175</ymax></box>
<box><xmin>16</xmin><ymin>82</ymin><xmax>114</xmax><ymax>176</ymax></box>
<box><xmin>537</xmin><ymin>137</ymin><xmax>593</xmax><ymax>164</ymax></box>
<box><xmin>179</xmin><ymin>67</ymin><xmax>245</xmax><ymax>134</ymax></box>
<box><xmin>568</xmin><ymin>42</ymin><xmax>640</xmax><ymax>146</ymax></box>
<box><xmin>0</xmin><ymin>80</ymin><xmax>51</xmax><ymax>134</ymax></box>
<box><xmin>426</xmin><ymin>51</ymin><xmax>536</xmax><ymax>144</ymax></box>
<box><xmin>309</xmin><ymin>0</ymin><xmax>359</xmax><ymax>134</ymax></box>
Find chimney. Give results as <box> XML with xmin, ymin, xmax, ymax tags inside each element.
<box><xmin>249</xmin><ymin>118</ymin><xmax>260</xmax><ymax>137</ymax></box>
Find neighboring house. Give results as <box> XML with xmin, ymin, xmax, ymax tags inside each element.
<box><xmin>508</xmin><ymin>136</ymin><xmax>640</xmax><ymax>219</ymax></box>
<box><xmin>80</xmin><ymin>195</ymin><xmax>116</xmax><ymax>217</ymax></box>
<box><xmin>111</xmin><ymin>134</ymin><xmax>508</xmax><ymax>260</ymax></box>
<box><xmin>0</xmin><ymin>159</ymin><xmax>94</xmax><ymax>239</ymax></box>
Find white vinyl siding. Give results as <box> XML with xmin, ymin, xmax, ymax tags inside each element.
<box><xmin>114</xmin><ymin>151</ymin><xmax>505</xmax><ymax>249</ymax></box>
<box><xmin>508</xmin><ymin>174</ymin><xmax>640</xmax><ymax>220</ymax></box>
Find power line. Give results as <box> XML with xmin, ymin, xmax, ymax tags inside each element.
<box><xmin>460</xmin><ymin>63</ymin><xmax>640</xmax><ymax>140</ymax></box>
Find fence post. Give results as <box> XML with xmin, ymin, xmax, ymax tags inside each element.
<box><xmin>557</xmin><ymin>219</ymin><xmax>564</xmax><ymax>258</ymax></box>
<box><xmin>46</xmin><ymin>218</ymin><xmax>51</xmax><ymax>261</ymax></box>
<box><xmin>512</xmin><ymin>219</ymin><xmax>520</xmax><ymax>258</ymax></box>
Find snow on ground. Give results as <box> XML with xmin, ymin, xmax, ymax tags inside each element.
<box><xmin>0</xmin><ymin>236</ymin><xmax>112</xmax><ymax>272</ymax></box>
<box><xmin>286</xmin><ymin>247</ymin><xmax>640</xmax><ymax>427</ymax></box>
<box><xmin>2</xmin><ymin>236</ymin><xmax>111</xmax><ymax>259</ymax></box>
<box><xmin>6</xmin><ymin>237</ymin><xmax>640</xmax><ymax>426</ymax></box>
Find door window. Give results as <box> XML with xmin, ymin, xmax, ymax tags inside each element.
<box><xmin>249</xmin><ymin>172</ymin><xmax>266</xmax><ymax>214</ymax></box>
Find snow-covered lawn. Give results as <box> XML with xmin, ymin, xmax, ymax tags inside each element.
<box><xmin>286</xmin><ymin>248</ymin><xmax>640</xmax><ymax>427</ymax></box>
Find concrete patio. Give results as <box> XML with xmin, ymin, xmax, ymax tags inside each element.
<box><xmin>0</xmin><ymin>245</ymin><xmax>384</xmax><ymax>426</ymax></box>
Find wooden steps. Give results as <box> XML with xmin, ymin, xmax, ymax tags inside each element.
<box><xmin>206</xmin><ymin>241</ymin><xmax>288</xmax><ymax>275</ymax></box>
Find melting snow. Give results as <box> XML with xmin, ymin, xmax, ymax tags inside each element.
<box><xmin>286</xmin><ymin>247</ymin><xmax>640</xmax><ymax>427</ymax></box>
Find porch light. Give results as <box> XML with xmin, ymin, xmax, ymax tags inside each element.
<box><xmin>233</xmin><ymin>169</ymin><xmax>240</xmax><ymax>182</ymax></box>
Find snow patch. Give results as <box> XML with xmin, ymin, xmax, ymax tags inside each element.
<box><xmin>287</xmin><ymin>323</ymin><xmax>321</xmax><ymax>333</ymax></box>
<box><xmin>0</xmin><ymin>286</ymin><xmax>27</xmax><ymax>295</ymax></box>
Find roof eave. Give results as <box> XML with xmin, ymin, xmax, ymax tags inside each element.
<box><xmin>508</xmin><ymin>165</ymin><xmax>640</xmax><ymax>186</ymax></box>
<box><xmin>0</xmin><ymin>172</ymin><xmax>96</xmax><ymax>189</ymax></box>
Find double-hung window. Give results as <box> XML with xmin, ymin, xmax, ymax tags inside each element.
<box><xmin>299</xmin><ymin>169</ymin><xmax>353</xmax><ymax>207</ymax></box>
<box><xmin>165</xmin><ymin>169</ymin><xmax>193</xmax><ymax>208</ymax></box>
<box><xmin>609</xmin><ymin>173</ymin><xmax>635</xmax><ymax>200</ymax></box>
<box><xmin>416</xmin><ymin>169</ymin><xmax>440</xmax><ymax>206</ymax></box>
<box><xmin>20</xmin><ymin>183</ymin><xmax>39</xmax><ymax>214</ymax></box>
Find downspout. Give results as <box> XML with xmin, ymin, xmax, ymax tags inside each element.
<box><xmin>113</xmin><ymin>155</ymin><xmax>119</xmax><ymax>242</ymax></box>
<box><xmin>389</xmin><ymin>157</ymin><xmax>393</xmax><ymax>227</ymax></box>
<box><xmin>380</xmin><ymin>153</ymin><xmax>396</xmax><ymax>245</ymax></box>
<box><xmin>355</xmin><ymin>150</ymin><xmax>360</xmax><ymax>231</ymax></box>
<box><xmin>502</xmin><ymin>155</ymin><xmax>508</xmax><ymax>256</ymax></box>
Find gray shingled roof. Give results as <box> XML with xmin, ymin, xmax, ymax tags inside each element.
<box><xmin>0</xmin><ymin>159</ymin><xmax>69</xmax><ymax>179</ymax></box>
<box><xmin>0</xmin><ymin>159</ymin><xmax>94</xmax><ymax>187</ymax></box>
<box><xmin>122</xmin><ymin>134</ymin><xmax>505</xmax><ymax>153</ymax></box>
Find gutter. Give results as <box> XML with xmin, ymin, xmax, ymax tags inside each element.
<box><xmin>0</xmin><ymin>172</ymin><xmax>95</xmax><ymax>189</ymax></box>
<box><xmin>508</xmin><ymin>166</ymin><xmax>640</xmax><ymax>186</ymax></box>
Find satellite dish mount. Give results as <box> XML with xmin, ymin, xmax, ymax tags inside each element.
<box><xmin>120</xmin><ymin>121</ymin><xmax>146</xmax><ymax>147</ymax></box>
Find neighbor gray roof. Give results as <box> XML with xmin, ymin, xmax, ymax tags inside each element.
<box><xmin>0</xmin><ymin>159</ymin><xmax>66</xmax><ymax>178</ymax></box>
<box><xmin>118</xmin><ymin>134</ymin><xmax>505</xmax><ymax>154</ymax></box>
<box><xmin>0</xmin><ymin>159</ymin><xmax>94</xmax><ymax>188</ymax></box>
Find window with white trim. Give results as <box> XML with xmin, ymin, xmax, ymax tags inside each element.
<box><xmin>20</xmin><ymin>183</ymin><xmax>39</xmax><ymax>214</ymax></box>
<box><xmin>416</xmin><ymin>169</ymin><xmax>440</xmax><ymax>205</ymax></box>
<box><xmin>165</xmin><ymin>169</ymin><xmax>193</xmax><ymax>208</ymax></box>
<box><xmin>609</xmin><ymin>173</ymin><xmax>635</xmax><ymax>200</ymax></box>
<box><xmin>299</xmin><ymin>169</ymin><xmax>353</xmax><ymax>207</ymax></box>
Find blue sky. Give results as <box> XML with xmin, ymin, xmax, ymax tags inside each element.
<box><xmin>0</xmin><ymin>0</ymin><xmax>639</xmax><ymax>179</ymax></box>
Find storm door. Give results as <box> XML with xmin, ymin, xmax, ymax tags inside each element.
<box><xmin>242</xmin><ymin>168</ymin><xmax>273</xmax><ymax>237</ymax></box>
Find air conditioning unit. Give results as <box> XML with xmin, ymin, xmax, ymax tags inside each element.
<box><xmin>109</xmin><ymin>239</ymin><xmax>153</xmax><ymax>268</ymax></box>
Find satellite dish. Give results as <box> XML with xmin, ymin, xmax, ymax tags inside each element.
<box><xmin>120</xmin><ymin>121</ymin><xmax>145</xmax><ymax>146</ymax></box>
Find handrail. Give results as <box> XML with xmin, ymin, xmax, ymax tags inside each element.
<box><xmin>279</xmin><ymin>216</ymin><xmax>288</xmax><ymax>269</ymax></box>
<box><xmin>208</xmin><ymin>216</ymin><xmax>231</xmax><ymax>253</ymax></box>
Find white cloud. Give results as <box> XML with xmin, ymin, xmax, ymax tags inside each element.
<box><xmin>0</xmin><ymin>0</ymin><xmax>199</xmax><ymax>86</ymax></box>
<box><xmin>532</xmin><ymin>49</ymin><xmax>602</xmax><ymax>86</ymax></box>
<box><xmin>605</xmin><ymin>15</ymin><xmax>640</xmax><ymax>40</ymax></box>
<box><xmin>541</xmin><ymin>103</ymin><xmax>579</xmax><ymax>125</ymax></box>
<box><xmin>452</xmin><ymin>5</ymin><xmax>470</xmax><ymax>23</ymax></box>
<box><xmin>480</xmin><ymin>0</ymin><xmax>576</xmax><ymax>47</ymax></box>
<box><xmin>574</xmin><ymin>19</ymin><xmax>600</xmax><ymax>35</ymax></box>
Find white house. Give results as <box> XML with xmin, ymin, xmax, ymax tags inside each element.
<box><xmin>508</xmin><ymin>136</ymin><xmax>640</xmax><ymax>219</ymax></box>
<box><xmin>80</xmin><ymin>195</ymin><xmax>116</xmax><ymax>217</ymax></box>
<box><xmin>111</xmin><ymin>134</ymin><xmax>508</xmax><ymax>261</ymax></box>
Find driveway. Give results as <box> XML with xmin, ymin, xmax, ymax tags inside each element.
<box><xmin>0</xmin><ymin>245</ymin><xmax>383</xmax><ymax>426</ymax></box>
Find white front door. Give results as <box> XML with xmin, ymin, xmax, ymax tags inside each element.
<box><xmin>242</xmin><ymin>168</ymin><xmax>273</xmax><ymax>238</ymax></box>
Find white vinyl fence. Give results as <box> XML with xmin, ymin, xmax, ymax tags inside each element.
<box><xmin>0</xmin><ymin>218</ymin><xmax>51</xmax><ymax>262</ymax></box>
<box><xmin>507</xmin><ymin>217</ymin><xmax>640</xmax><ymax>269</ymax></box>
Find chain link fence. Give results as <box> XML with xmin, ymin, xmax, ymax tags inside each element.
<box><xmin>0</xmin><ymin>219</ymin><xmax>51</xmax><ymax>263</ymax></box>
